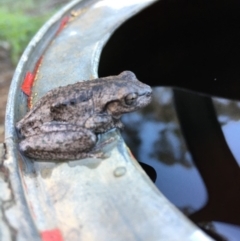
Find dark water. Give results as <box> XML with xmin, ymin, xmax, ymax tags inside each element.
<box><xmin>121</xmin><ymin>88</ymin><xmax>240</xmax><ymax>241</ymax></box>
<box><xmin>98</xmin><ymin>0</ymin><xmax>240</xmax><ymax>240</ymax></box>
<box><xmin>122</xmin><ymin>88</ymin><xmax>208</xmax><ymax>212</ymax></box>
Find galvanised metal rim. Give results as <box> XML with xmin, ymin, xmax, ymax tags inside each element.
<box><xmin>2</xmin><ymin>0</ymin><xmax>213</xmax><ymax>240</ymax></box>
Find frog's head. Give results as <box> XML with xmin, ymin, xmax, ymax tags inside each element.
<box><xmin>106</xmin><ymin>71</ymin><xmax>152</xmax><ymax>118</ymax></box>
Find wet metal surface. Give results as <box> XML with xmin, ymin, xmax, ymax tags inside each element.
<box><xmin>2</xmin><ymin>0</ymin><xmax>214</xmax><ymax>241</ymax></box>
<box><xmin>213</xmin><ymin>97</ymin><xmax>240</xmax><ymax>166</ymax></box>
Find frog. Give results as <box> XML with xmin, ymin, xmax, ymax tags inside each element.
<box><xmin>16</xmin><ymin>71</ymin><xmax>152</xmax><ymax>160</ymax></box>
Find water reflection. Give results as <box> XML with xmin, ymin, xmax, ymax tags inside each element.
<box><xmin>213</xmin><ymin>98</ymin><xmax>240</xmax><ymax>166</ymax></box>
<box><xmin>122</xmin><ymin>87</ymin><xmax>207</xmax><ymax>212</ymax></box>
<box><xmin>122</xmin><ymin>87</ymin><xmax>240</xmax><ymax>239</ymax></box>
<box><xmin>199</xmin><ymin>222</ymin><xmax>240</xmax><ymax>241</ymax></box>
<box><xmin>213</xmin><ymin>222</ymin><xmax>240</xmax><ymax>241</ymax></box>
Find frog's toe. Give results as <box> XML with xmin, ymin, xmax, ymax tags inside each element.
<box><xmin>73</xmin><ymin>151</ymin><xmax>107</xmax><ymax>160</ymax></box>
<box><xmin>92</xmin><ymin>151</ymin><xmax>110</xmax><ymax>159</ymax></box>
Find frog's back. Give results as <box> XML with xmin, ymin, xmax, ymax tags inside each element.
<box><xmin>16</xmin><ymin>80</ymin><xmax>96</xmax><ymax>133</ymax></box>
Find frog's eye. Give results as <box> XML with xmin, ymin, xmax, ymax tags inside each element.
<box><xmin>125</xmin><ymin>93</ymin><xmax>138</xmax><ymax>105</ymax></box>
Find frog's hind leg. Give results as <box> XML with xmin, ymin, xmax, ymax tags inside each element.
<box><xmin>19</xmin><ymin>126</ymin><xmax>102</xmax><ymax>160</ymax></box>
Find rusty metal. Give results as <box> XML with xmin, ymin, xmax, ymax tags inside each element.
<box><xmin>2</xmin><ymin>0</ymin><xmax>214</xmax><ymax>240</ymax></box>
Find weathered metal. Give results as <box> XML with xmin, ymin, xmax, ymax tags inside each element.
<box><xmin>2</xmin><ymin>0</ymin><xmax>214</xmax><ymax>240</ymax></box>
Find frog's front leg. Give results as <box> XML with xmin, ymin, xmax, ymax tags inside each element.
<box><xmin>84</xmin><ymin>114</ymin><xmax>123</xmax><ymax>133</ymax></box>
<box><xmin>19</xmin><ymin>123</ymin><xmax>101</xmax><ymax>160</ymax></box>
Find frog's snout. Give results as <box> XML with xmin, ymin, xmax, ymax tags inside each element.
<box><xmin>144</xmin><ymin>86</ymin><xmax>152</xmax><ymax>99</ymax></box>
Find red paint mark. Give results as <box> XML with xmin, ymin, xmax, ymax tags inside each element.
<box><xmin>21</xmin><ymin>72</ymin><xmax>34</xmax><ymax>96</ymax></box>
<box><xmin>127</xmin><ymin>147</ymin><xmax>137</xmax><ymax>161</ymax></box>
<box><xmin>56</xmin><ymin>16</ymin><xmax>69</xmax><ymax>35</ymax></box>
<box><xmin>20</xmin><ymin>15</ymin><xmax>69</xmax><ymax>105</ymax></box>
<box><xmin>33</xmin><ymin>56</ymin><xmax>43</xmax><ymax>77</ymax></box>
<box><xmin>21</xmin><ymin>15</ymin><xmax>69</xmax><ymax>98</ymax></box>
<box><xmin>27</xmin><ymin>97</ymin><xmax>32</xmax><ymax>109</ymax></box>
<box><xmin>21</xmin><ymin>57</ymin><xmax>43</xmax><ymax>97</ymax></box>
<box><xmin>41</xmin><ymin>229</ymin><xmax>64</xmax><ymax>241</ymax></box>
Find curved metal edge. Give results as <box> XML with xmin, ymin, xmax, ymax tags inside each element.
<box><xmin>90</xmin><ymin>5</ymin><xmax>150</xmax><ymax>77</ymax></box>
<box><xmin>2</xmin><ymin>1</ymin><xmax>92</xmax><ymax>240</ymax></box>
<box><xmin>4</xmin><ymin>0</ymin><xmax>86</xmax><ymax>141</ymax></box>
<box><xmin>2</xmin><ymin>0</ymin><xmax>214</xmax><ymax>240</ymax></box>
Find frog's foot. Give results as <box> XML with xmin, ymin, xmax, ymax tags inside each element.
<box><xmin>85</xmin><ymin>114</ymin><xmax>113</xmax><ymax>133</ymax></box>
<box><xmin>75</xmin><ymin>150</ymin><xmax>109</xmax><ymax>160</ymax></box>
<box><xmin>93</xmin><ymin>136</ymin><xmax>116</xmax><ymax>151</ymax></box>
<box><xmin>77</xmin><ymin>136</ymin><xmax>117</xmax><ymax>160</ymax></box>
<box><xmin>114</xmin><ymin>120</ymin><xmax>124</xmax><ymax>130</ymax></box>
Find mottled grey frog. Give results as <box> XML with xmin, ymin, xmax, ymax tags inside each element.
<box><xmin>16</xmin><ymin>71</ymin><xmax>152</xmax><ymax>160</ymax></box>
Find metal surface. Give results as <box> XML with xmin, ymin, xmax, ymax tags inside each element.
<box><xmin>2</xmin><ymin>0</ymin><xmax>214</xmax><ymax>240</ymax></box>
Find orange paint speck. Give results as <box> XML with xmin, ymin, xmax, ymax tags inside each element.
<box><xmin>33</xmin><ymin>56</ymin><xmax>43</xmax><ymax>77</ymax></box>
<box><xmin>21</xmin><ymin>57</ymin><xmax>43</xmax><ymax>97</ymax></box>
<box><xmin>21</xmin><ymin>56</ymin><xmax>43</xmax><ymax>109</ymax></box>
<box><xmin>20</xmin><ymin>15</ymin><xmax>69</xmax><ymax>106</ymax></box>
<box><xmin>21</xmin><ymin>72</ymin><xmax>34</xmax><ymax>96</ymax></box>
<box><xmin>127</xmin><ymin>146</ymin><xmax>137</xmax><ymax>161</ymax></box>
<box><xmin>56</xmin><ymin>16</ymin><xmax>69</xmax><ymax>35</ymax></box>
<box><xmin>41</xmin><ymin>229</ymin><xmax>64</xmax><ymax>241</ymax></box>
